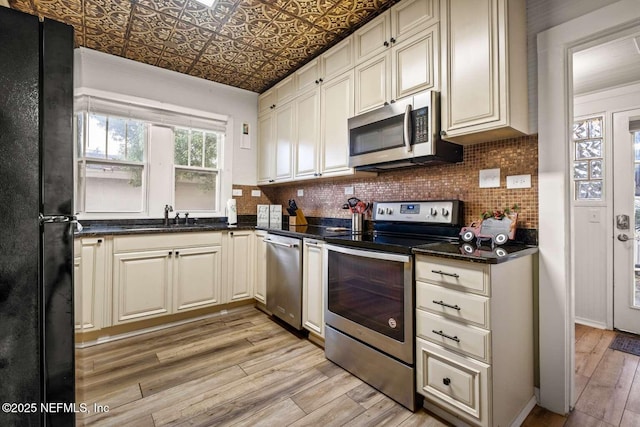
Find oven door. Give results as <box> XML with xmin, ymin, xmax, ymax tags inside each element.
<box><xmin>324</xmin><ymin>244</ymin><xmax>414</xmax><ymax>364</ymax></box>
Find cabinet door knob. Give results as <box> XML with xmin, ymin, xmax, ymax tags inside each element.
<box><xmin>440</xmin><ymin>130</ymin><xmax>447</xmax><ymax>136</ymax></box>
<box><xmin>169</xmin><ymin>251</ymin><xmax>172</xmax><ymax>256</ymax></box>
<box><xmin>230</xmin><ymin>232</ymin><xmax>234</xmax><ymax>236</ymax></box>
<box><xmin>390</xmin><ymin>37</ymin><xmax>396</xmax><ymax>44</ymax></box>
<box><xmin>319</xmin><ymin>78</ymin><xmax>323</xmax><ymax>83</ymax></box>
<box><xmin>97</xmin><ymin>239</ymin><xmax>102</xmax><ymax>244</ymax></box>
<box><xmin>383</xmin><ymin>41</ymin><xmax>389</xmax><ymax>47</ymax></box>
<box><xmin>443</xmin><ymin>377</ymin><xmax>451</xmax><ymax>386</ymax></box>
<box><xmin>175</xmin><ymin>251</ymin><xmax>179</xmax><ymax>256</ymax></box>
<box><xmin>390</xmin><ymin>99</ymin><xmax>395</xmax><ymax>104</ymax></box>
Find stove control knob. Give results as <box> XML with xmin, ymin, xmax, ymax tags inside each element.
<box><xmin>441</xmin><ymin>208</ymin><xmax>449</xmax><ymax>216</ymax></box>
<box><xmin>377</xmin><ymin>208</ymin><xmax>385</xmax><ymax>215</ymax></box>
<box><xmin>430</xmin><ymin>208</ymin><xmax>438</xmax><ymax>216</ymax></box>
<box><xmin>386</xmin><ymin>208</ymin><xmax>393</xmax><ymax>215</ymax></box>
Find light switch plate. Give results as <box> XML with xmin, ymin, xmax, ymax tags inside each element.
<box><xmin>232</xmin><ymin>188</ymin><xmax>243</xmax><ymax>196</ymax></box>
<box><xmin>344</xmin><ymin>186</ymin><xmax>354</xmax><ymax>195</ymax></box>
<box><xmin>506</xmin><ymin>174</ymin><xmax>531</xmax><ymax>189</ymax></box>
<box><xmin>297</xmin><ymin>189</ymin><xmax>304</xmax><ymax>197</ymax></box>
<box><xmin>251</xmin><ymin>190</ymin><xmax>261</xmax><ymax>197</ymax></box>
<box><xmin>479</xmin><ymin>168</ymin><xmax>500</xmax><ymax>188</ymax></box>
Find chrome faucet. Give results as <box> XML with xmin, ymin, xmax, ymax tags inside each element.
<box><xmin>164</xmin><ymin>204</ymin><xmax>173</xmax><ymax>226</ymax></box>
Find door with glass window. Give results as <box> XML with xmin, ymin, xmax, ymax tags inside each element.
<box><xmin>613</xmin><ymin>109</ymin><xmax>640</xmax><ymax>334</ymax></box>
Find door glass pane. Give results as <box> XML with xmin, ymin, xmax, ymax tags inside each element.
<box><xmin>327</xmin><ymin>251</ymin><xmax>405</xmax><ymax>341</ymax></box>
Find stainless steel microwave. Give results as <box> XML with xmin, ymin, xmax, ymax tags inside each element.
<box><xmin>348</xmin><ymin>91</ymin><xmax>462</xmax><ymax>171</ymax></box>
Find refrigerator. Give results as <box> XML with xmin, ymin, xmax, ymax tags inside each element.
<box><xmin>0</xmin><ymin>7</ymin><xmax>76</xmax><ymax>426</ymax></box>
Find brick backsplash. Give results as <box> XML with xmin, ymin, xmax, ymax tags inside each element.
<box><xmin>233</xmin><ymin>135</ymin><xmax>538</xmax><ymax>229</ymax></box>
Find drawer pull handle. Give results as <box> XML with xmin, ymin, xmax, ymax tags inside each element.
<box><xmin>432</xmin><ymin>270</ymin><xmax>460</xmax><ymax>278</ymax></box>
<box><xmin>432</xmin><ymin>330</ymin><xmax>460</xmax><ymax>343</ymax></box>
<box><xmin>443</xmin><ymin>377</ymin><xmax>451</xmax><ymax>386</ymax></box>
<box><xmin>432</xmin><ymin>300</ymin><xmax>461</xmax><ymax>311</ymax></box>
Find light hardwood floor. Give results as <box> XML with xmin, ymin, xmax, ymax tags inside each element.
<box><xmin>522</xmin><ymin>324</ymin><xmax>640</xmax><ymax>427</ymax></box>
<box><xmin>76</xmin><ymin>306</ymin><xmax>450</xmax><ymax>426</ymax></box>
<box><xmin>76</xmin><ymin>308</ymin><xmax>640</xmax><ymax>426</ymax></box>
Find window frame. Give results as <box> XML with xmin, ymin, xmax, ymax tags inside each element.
<box><xmin>75</xmin><ymin>112</ymin><xmax>149</xmax><ymax>215</ymax></box>
<box><xmin>73</xmin><ymin>92</ymin><xmax>231</xmax><ymax>220</ymax></box>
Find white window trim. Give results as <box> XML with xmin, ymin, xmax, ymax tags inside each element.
<box><xmin>74</xmin><ymin>89</ymin><xmax>233</xmax><ymax>220</ymax></box>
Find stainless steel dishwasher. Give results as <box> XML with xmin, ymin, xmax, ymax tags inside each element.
<box><xmin>265</xmin><ymin>233</ymin><xmax>303</xmax><ymax>330</ymax></box>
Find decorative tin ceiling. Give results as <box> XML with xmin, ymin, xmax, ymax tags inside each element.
<box><xmin>9</xmin><ymin>0</ymin><xmax>398</xmax><ymax>93</ymax></box>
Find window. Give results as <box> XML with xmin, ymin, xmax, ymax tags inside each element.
<box><xmin>76</xmin><ymin>113</ymin><xmax>147</xmax><ymax>212</ymax></box>
<box><xmin>573</xmin><ymin>116</ymin><xmax>604</xmax><ymax>201</ymax></box>
<box><xmin>173</xmin><ymin>128</ymin><xmax>223</xmax><ymax>212</ymax></box>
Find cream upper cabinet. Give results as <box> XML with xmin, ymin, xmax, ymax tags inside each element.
<box><xmin>355</xmin><ymin>53</ymin><xmax>391</xmax><ymax>114</ymax></box>
<box><xmin>354</xmin><ymin>0</ymin><xmax>439</xmax><ymax>65</ymax></box>
<box><xmin>257</xmin><ymin>112</ymin><xmax>275</xmax><ymax>184</ymax></box>
<box><xmin>320</xmin><ymin>70</ymin><xmax>354</xmax><ymax>176</ymax></box>
<box><xmin>75</xmin><ymin>237</ymin><xmax>106</xmax><ymax>332</ymax></box>
<box><xmin>440</xmin><ymin>0</ymin><xmax>528</xmax><ymax>144</ymax></box>
<box><xmin>274</xmin><ymin>102</ymin><xmax>294</xmax><ymax>181</ymax></box>
<box><xmin>355</xmin><ymin>24</ymin><xmax>439</xmax><ymax>114</ymax></box>
<box><xmin>322</xmin><ymin>38</ymin><xmax>354</xmax><ymax>82</ymax></box>
<box><xmin>258</xmin><ymin>89</ymin><xmax>276</xmax><ymax>114</ymax></box>
<box><xmin>354</xmin><ymin>13</ymin><xmax>391</xmax><ymax>64</ymax></box>
<box><xmin>390</xmin><ymin>0</ymin><xmax>439</xmax><ymax>41</ymax></box>
<box><xmin>294</xmin><ymin>88</ymin><xmax>320</xmax><ymax>179</ymax></box>
<box><xmin>392</xmin><ymin>26</ymin><xmax>439</xmax><ymax>101</ymax></box>
<box><xmin>302</xmin><ymin>239</ymin><xmax>325</xmax><ymax>338</ymax></box>
<box><xmin>274</xmin><ymin>75</ymin><xmax>296</xmax><ymax>106</ymax></box>
<box><xmin>258</xmin><ymin>75</ymin><xmax>295</xmax><ymax>113</ymax></box>
<box><xmin>254</xmin><ymin>230</ymin><xmax>267</xmax><ymax>305</ymax></box>
<box><xmin>296</xmin><ymin>59</ymin><xmax>321</xmax><ymax>95</ymax></box>
<box><xmin>258</xmin><ymin>101</ymin><xmax>295</xmax><ymax>184</ymax></box>
<box><xmin>173</xmin><ymin>246</ymin><xmax>222</xmax><ymax>311</ymax></box>
<box><xmin>224</xmin><ymin>230</ymin><xmax>254</xmax><ymax>302</ymax></box>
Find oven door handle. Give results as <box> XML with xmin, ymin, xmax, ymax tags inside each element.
<box><xmin>326</xmin><ymin>244</ymin><xmax>411</xmax><ymax>263</ymax></box>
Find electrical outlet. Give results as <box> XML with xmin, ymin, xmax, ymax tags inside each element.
<box><xmin>297</xmin><ymin>189</ymin><xmax>304</xmax><ymax>197</ymax></box>
<box><xmin>232</xmin><ymin>188</ymin><xmax>243</xmax><ymax>196</ymax></box>
<box><xmin>479</xmin><ymin>168</ymin><xmax>500</xmax><ymax>188</ymax></box>
<box><xmin>506</xmin><ymin>174</ymin><xmax>531</xmax><ymax>189</ymax></box>
<box><xmin>251</xmin><ymin>190</ymin><xmax>261</xmax><ymax>197</ymax></box>
<box><xmin>344</xmin><ymin>186</ymin><xmax>354</xmax><ymax>195</ymax></box>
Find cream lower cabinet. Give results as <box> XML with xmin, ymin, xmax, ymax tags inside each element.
<box><xmin>302</xmin><ymin>238</ymin><xmax>325</xmax><ymax>337</ymax></box>
<box><xmin>173</xmin><ymin>246</ymin><xmax>222</xmax><ymax>311</ymax></box>
<box><xmin>74</xmin><ymin>237</ymin><xmax>106</xmax><ymax>332</ymax></box>
<box><xmin>224</xmin><ymin>230</ymin><xmax>254</xmax><ymax>303</ymax></box>
<box><xmin>112</xmin><ymin>233</ymin><xmax>222</xmax><ymax>324</ymax></box>
<box><xmin>415</xmin><ymin>255</ymin><xmax>534</xmax><ymax>427</ymax></box>
<box><xmin>254</xmin><ymin>230</ymin><xmax>268</xmax><ymax>305</ymax></box>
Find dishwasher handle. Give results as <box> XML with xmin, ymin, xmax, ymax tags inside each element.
<box><xmin>264</xmin><ymin>238</ymin><xmax>298</xmax><ymax>249</ymax></box>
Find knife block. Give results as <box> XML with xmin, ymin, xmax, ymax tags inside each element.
<box><xmin>289</xmin><ymin>209</ymin><xmax>308</xmax><ymax>226</ymax></box>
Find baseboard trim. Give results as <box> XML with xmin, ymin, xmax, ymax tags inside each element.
<box><xmin>512</xmin><ymin>395</ymin><xmax>538</xmax><ymax>426</ymax></box>
<box><xmin>575</xmin><ymin>317</ymin><xmax>608</xmax><ymax>330</ymax></box>
<box><xmin>75</xmin><ymin>300</ymin><xmax>254</xmax><ymax>347</ymax></box>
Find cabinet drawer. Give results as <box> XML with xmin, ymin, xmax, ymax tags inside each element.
<box><xmin>113</xmin><ymin>232</ymin><xmax>222</xmax><ymax>252</ymax></box>
<box><xmin>416</xmin><ymin>256</ymin><xmax>489</xmax><ymax>296</ymax></box>
<box><xmin>417</xmin><ymin>338</ymin><xmax>490</xmax><ymax>427</ymax></box>
<box><xmin>417</xmin><ymin>281</ymin><xmax>489</xmax><ymax>328</ymax></box>
<box><xmin>416</xmin><ymin>310</ymin><xmax>490</xmax><ymax>363</ymax></box>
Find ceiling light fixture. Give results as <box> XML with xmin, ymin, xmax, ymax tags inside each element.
<box><xmin>194</xmin><ymin>0</ymin><xmax>216</xmax><ymax>7</ymax></box>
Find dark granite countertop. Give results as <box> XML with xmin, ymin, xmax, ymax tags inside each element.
<box><xmin>256</xmin><ymin>224</ymin><xmax>352</xmax><ymax>240</ymax></box>
<box><xmin>76</xmin><ymin>222</ymin><xmax>255</xmax><ymax>237</ymax></box>
<box><xmin>412</xmin><ymin>241</ymin><xmax>539</xmax><ymax>264</ymax></box>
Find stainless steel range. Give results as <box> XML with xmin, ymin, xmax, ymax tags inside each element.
<box><xmin>324</xmin><ymin>200</ymin><xmax>462</xmax><ymax>411</ymax></box>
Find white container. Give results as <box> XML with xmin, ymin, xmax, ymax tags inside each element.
<box><xmin>226</xmin><ymin>199</ymin><xmax>237</xmax><ymax>225</ymax></box>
